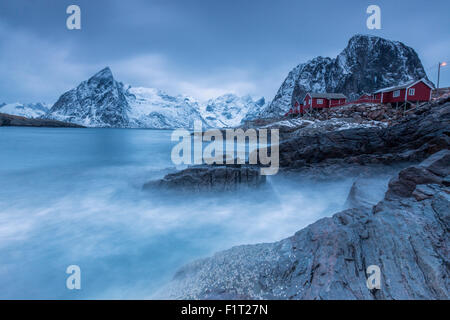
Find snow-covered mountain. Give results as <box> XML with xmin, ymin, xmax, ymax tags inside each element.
<box><xmin>259</xmin><ymin>34</ymin><xmax>430</xmax><ymax>117</ymax></box>
<box><xmin>126</xmin><ymin>87</ymin><xmax>208</xmax><ymax>129</ymax></box>
<box><xmin>45</xmin><ymin>67</ymin><xmax>261</xmax><ymax>129</ymax></box>
<box><xmin>0</xmin><ymin>102</ymin><xmax>49</xmax><ymax>119</ymax></box>
<box><xmin>46</xmin><ymin>67</ymin><xmax>130</xmax><ymax>127</ymax></box>
<box><xmin>197</xmin><ymin>94</ymin><xmax>266</xmax><ymax>128</ymax></box>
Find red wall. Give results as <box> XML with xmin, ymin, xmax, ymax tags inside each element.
<box><xmin>407</xmin><ymin>82</ymin><xmax>432</xmax><ymax>101</ymax></box>
<box><xmin>373</xmin><ymin>93</ymin><xmax>382</xmax><ymax>103</ymax></box>
<box><xmin>382</xmin><ymin>90</ymin><xmax>396</xmax><ymax>103</ymax></box>
<box><xmin>304</xmin><ymin>95</ymin><xmax>347</xmax><ymax>108</ymax></box>
<box><xmin>387</xmin><ymin>88</ymin><xmax>407</xmax><ymax>103</ymax></box>
<box><xmin>382</xmin><ymin>82</ymin><xmax>432</xmax><ymax>103</ymax></box>
<box><xmin>312</xmin><ymin>97</ymin><xmax>329</xmax><ymax>108</ymax></box>
<box><xmin>329</xmin><ymin>98</ymin><xmax>346</xmax><ymax>107</ymax></box>
<box><xmin>304</xmin><ymin>94</ymin><xmax>311</xmax><ymax>107</ymax></box>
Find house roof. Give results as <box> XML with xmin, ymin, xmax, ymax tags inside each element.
<box><xmin>374</xmin><ymin>78</ymin><xmax>435</xmax><ymax>94</ymax></box>
<box><xmin>307</xmin><ymin>93</ymin><xmax>347</xmax><ymax>99</ymax></box>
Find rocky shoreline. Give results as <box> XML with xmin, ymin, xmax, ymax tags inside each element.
<box><xmin>159</xmin><ymin>150</ymin><xmax>449</xmax><ymax>300</ymax></box>
<box><xmin>0</xmin><ymin>112</ymin><xmax>85</xmax><ymax>128</ymax></box>
<box><xmin>154</xmin><ymin>97</ymin><xmax>449</xmax><ymax>300</ymax></box>
<box><xmin>277</xmin><ymin>97</ymin><xmax>449</xmax><ymax>170</ymax></box>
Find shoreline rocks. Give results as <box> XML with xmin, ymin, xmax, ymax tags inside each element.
<box><xmin>143</xmin><ymin>165</ymin><xmax>266</xmax><ymax>192</ymax></box>
<box><xmin>159</xmin><ymin>150</ymin><xmax>450</xmax><ymax>300</ymax></box>
<box><xmin>277</xmin><ymin>98</ymin><xmax>450</xmax><ymax>171</ymax></box>
<box><xmin>0</xmin><ymin>113</ymin><xmax>85</xmax><ymax>128</ymax></box>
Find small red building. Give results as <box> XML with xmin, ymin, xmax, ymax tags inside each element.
<box><xmin>354</xmin><ymin>93</ymin><xmax>374</xmax><ymax>103</ymax></box>
<box><xmin>373</xmin><ymin>78</ymin><xmax>434</xmax><ymax>105</ymax></box>
<box><xmin>303</xmin><ymin>93</ymin><xmax>347</xmax><ymax>110</ymax></box>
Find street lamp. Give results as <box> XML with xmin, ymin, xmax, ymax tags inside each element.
<box><xmin>438</xmin><ymin>62</ymin><xmax>447</xmax><ymax>89</ymax></box>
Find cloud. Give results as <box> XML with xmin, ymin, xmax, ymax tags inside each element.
<box><xmin>0</xmin><ymin>22</ymin><xmax>95</xmax><ymax>103</ymax></box>
<box><xmin>0</xmin><ymin>19</ymin><xmax>284</xmax><ymax>104</ymax></box>
<box><xmin>0</xmin><ymin>23</ymin><xmax>279</xmax><ymax>103</ymax></box>
<box><xmin>111</xmin><ymin>54</ymin><xmax>268</xmax><ymax>101</ymax></box>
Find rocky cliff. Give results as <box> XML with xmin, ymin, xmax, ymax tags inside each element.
<box><xmin>277</xmin><ymin>97</ymin><xmax>450</xmax><ymax>173</ymax></box>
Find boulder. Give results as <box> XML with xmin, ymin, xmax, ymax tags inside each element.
<box><xmin>345</xmin><ymin>176</ymin><xmax>390</xmax><ymax>209</ymax></box>
<box><xmin>386</xmin><ymin>150</ymin><xmax>450</xmax><ymax>199</ymax></box>
<box><xmin>143</xmin><ymin>165</ymin><xmax>266</xmax><ymax>192</ymax></box>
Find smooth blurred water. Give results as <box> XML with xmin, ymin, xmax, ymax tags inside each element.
<box><xmin>0</xmin><ymin>127</ymin><xmax>356</xmax><ymax>299</ymax></box>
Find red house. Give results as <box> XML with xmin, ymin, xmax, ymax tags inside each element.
<box><xmin>373</xmin><ymin>78</ymin><xmax>434</xmax><ymax>105</ymax></box>
<box><xmin>303</xmin><ymin>93</ymin><xmax>347</xmax><ymax>110</ymax></box>
<box><xmin>354</xmin><ymin>93</ymin><xmax>375</xmax><ymax>103</ymax></box>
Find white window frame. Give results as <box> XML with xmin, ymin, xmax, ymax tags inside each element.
<box><xmin>317</xmin><ymin>99</ymin><xmax>323</xmax><ymax>105</ymax></box>
<box><xmin>393</xmin><ymin>90</ymin><xmax>400</xmax><ymax>98</ymax></box>
<box><xmin>408</xmin><ymin>88</ymin><xmax>415</xmax><ymax>96</ymax></box>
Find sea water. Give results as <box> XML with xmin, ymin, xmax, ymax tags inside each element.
<box><xmin>0</xmin><ymin>127</ymin><xmax>356</xmax><ymax>299</ymax></box>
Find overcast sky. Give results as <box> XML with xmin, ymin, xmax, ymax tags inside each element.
<box><xmin>0</xmin><ymin>0</ymin><xmax>449</xmax><ymax>103</ymax></box>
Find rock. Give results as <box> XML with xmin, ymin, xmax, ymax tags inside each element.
<box><xmin>443</xmin><ymin>176</ymin><xmax>450</xmax><ymax>187</ymax></box>
<box><xmin>345</xmin><ymin>176</ymin><xmax>390</xmax><ymax>209</ymax></box>
<box><xmin>386</xmin><ymin>150</ymin><xmax>450</xmax><ymax>199</ymax></box>
<box><xmin>159</xmin><ymin>152</ymin><xmax>450</xmax><ymax>300</ymax></box>
<box><xmin>143</xmin><ymin>165</ymin><xmax>266</xmax><ymax>192</ymax></box>
<box><xmin>0</xmin><ymin>112</ymin><xmax>84</xmax><ymax>128</ymax></box>
<box><xmin>277</xmin><ymin>99</ymin><xmax>450</xmax><ymax>172</ymax></box>
<box><xmin>368</xmin><ymin>110</ymin><xmax>384</xmax><ymax>120</ymax></box>
<box><xmin>412</xmin><ymin>184</ymin><xmax>438</xmax><ymax>201</ymax></box>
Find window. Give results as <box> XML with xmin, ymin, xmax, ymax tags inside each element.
<box><xmin>317</xmin><ymin>99</ymin><xmax>323</xmax><ymax>104</ymax></box>
<box><xmin>408</xmin><ymin>88</ymin><xmax>415</xmax><ymax>96</ymax></box>
<box><xmin>393</xmin><ymin>90</ymin><xmax>400</xmax><ymax>98</ymax></box>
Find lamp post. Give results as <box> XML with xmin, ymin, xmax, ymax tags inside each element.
<box><xmin>438</xmin><ymin>62</ymin><xmax>447</xmax><ymax>90</ymax></box>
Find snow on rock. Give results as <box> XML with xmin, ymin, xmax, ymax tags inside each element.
<box><xmin>261</xmin><ymin>117</ymin><xmax>386</xmax><ymax>133</ymax></box>
<box><xmin>46</xmin><ymin>67</ymin><xmax>130</xmax><ymax>127</ymax></box>
<box><xmin>125</xmin><ymin>87</ymin><xmax>208</xmax><ymax>129</ymax></box>
<box><xmin>0</xmin><ymin>102</ymin><xmax>50</xmax><ymax>119</ymax></box>
<box><xmin>259</xmin><ymin>34</ymin><xmax>429</xmax><ymax>118</ymax></box>
<box><xmin>198</xmin><ymin>94</ymin><xmax>266</xmax><ymax>128</ymax></box>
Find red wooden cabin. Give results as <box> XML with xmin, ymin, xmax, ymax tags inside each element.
<box><xmin>373</xmin><ymin>78</ymin><xmax>434</xmax><ymax>105</ymax></box>
<box><xmin>302</xmin><ymin>93</ymin><xmax>347</xmax><ymax>111</ymax></box>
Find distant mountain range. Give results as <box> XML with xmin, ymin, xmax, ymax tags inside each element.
<box><xmin>0</xmin><ymin>102</ymin><xmax>50</xmax><ymax>119</ymax></box>
<box><xmin>43</xmin><ymin>67</ymin><xmax>265</xmax><ymax>129</ymax></box>
<box><xmin>1</xmin><ymin>35</ymin><xmax>431</xmax><ymax>127</ymax></box>
<box><xmin>1</xmin><ymin>68</ymin><xmax>265</xmax><ymax>129</ymax></box>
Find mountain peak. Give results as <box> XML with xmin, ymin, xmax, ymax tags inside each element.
<box><xmin>90</xmin><ymin>67</ymin><xmax>114</xmax><ymax>82</ymax></box>
<box><xmin>346</xmin><ymin>34</ymin><xmax>403</xmax><ymax>50</ymax></box>
<box><xmin>348</xmin><ymin>34</ymin><xmax>379</xmax><ymax>42</ymax></box>
<box><xmin>47</xmin><ymin>66</ymin><xmax>130</xmax><ymax>127</ymax></box>
<box><xmin>260</xmin><ymin>35</ymin><xmax>428</xmax><ymax>117</ymax></box>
